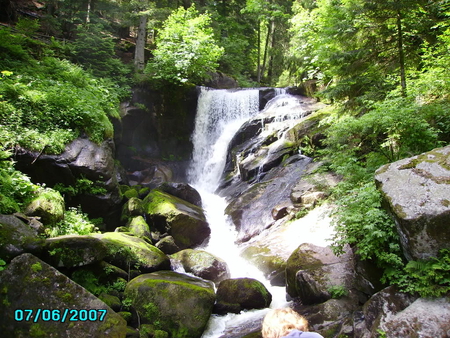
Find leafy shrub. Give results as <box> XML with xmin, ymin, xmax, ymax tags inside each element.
<box><xmin>45</xmin><ymin>207</ymin><xmax>100</xmax><ymax>237</ymax></box>
<box><xmin>54</xmin><ymin>176</ymin><xmax>107</xmax><ymax>197</ymax></box>
<box><xmin>331</xmin><ymin>181</ymin><xmax>404</xmax><ymax>282</ymax></box>
<box><xmin>396</xmin><ymin>249</ymin><xmax>450</xmax><ymax>297</ymax></box>
<box><xmin>0</xmin><ymin>150</ymin><xmax>37</xmax><ymax>214</ymax></box>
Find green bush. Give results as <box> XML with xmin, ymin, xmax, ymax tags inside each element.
<box><xmin>45</xmin><ymin>207</ymin><xmax>100</xmax><ymax>237</ymax></box>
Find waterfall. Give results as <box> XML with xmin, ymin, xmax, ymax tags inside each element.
<box><xmin>187</xmin><ymin>87</ymin><xmax>290</xmax><ymax>338</ymax></box>
<box><xmin>188</xmin><ymin>87</ymin><xmax>259</xmax><ymax>192</ymax></box>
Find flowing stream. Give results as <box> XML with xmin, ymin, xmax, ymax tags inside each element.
<box><xmin>187</xmin><ymin>87</ymin><xmax>290</xmax><ymax>338</ymax></box>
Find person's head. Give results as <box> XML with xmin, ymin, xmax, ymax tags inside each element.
<box><xmin>261</xmin><ymin>308</ymin><xmax>309</xmax><ymax>338</ymax></box>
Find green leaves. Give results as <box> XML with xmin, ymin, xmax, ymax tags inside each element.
<box><xmin>145</xmin><ymin>5</ymin><xmax>224</xmax><ymax>85</ymax></box>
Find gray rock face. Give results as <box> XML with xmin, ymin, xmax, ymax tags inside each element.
<box><xmin>0</xmin><ymin>214</ymin><xmax>44</xmax><ymax>261</ymax></box>
<box><xmin>124</xmin><ymin>271</ymin><xmax>215</xmax><ymax>338</ymax></box>
<box><xmin>286</xmin><ymin>244</ymin><xmax>377</xmax><ymax>306</ymax></box>
<box><xmin>0</xmin><ymin>253</ymin><xmax>127</xmax><ymax>337</ymax></box>
<box><xmin>375</xmin><ymin>145</ymin><xmax>450</xmax><ymax>260</ymax></box>
<box><xmin>362</xmin><ymin>286</ymin><xmax>450</xmax><ymax>337</ymax></box>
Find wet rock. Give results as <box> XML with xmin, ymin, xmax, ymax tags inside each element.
<box><xmin>124</xmin><ymin>271</ymin><xmax>215</xmax><ymax>338</ymax></box>
<box><xmin>42</xmin><ymin>235</ymin><xmax>108</xmax><ymax>268</ymax></box>
<box><xmin>375</xmin><ymin>145</ymin><xmax>450</xmax><ymax>260</ymax></box>
<box><xmin>0</xmin><ymin>253</ymin><xmax>127</xmax><ymax>337</ymax></box>
<box><xmin>224</xmin><ymin>157</ymin><xmax>312</xmax><ymax>242</ymax></box>
<box><xmin>157</xmin><ymin>182</ymin><xmax>202</xmax><ymax>207</ymax></box>
<box><xmin>0</xmin><ymin>214</ymin><xmax>44</xmax><ymax>261</ymax></box>
<box><xmin>90</xmin><ymin>232</ymin><xmax>171</xmax><ymax>273</ymax></box>
<box><xmin>143</xmin><ymin>189</ymin><xmax>210</xmax><ymax>249</ymax></box>
<box><xmin>170</xmin><ymin>249</ymin><xmax>230</xmax><ymax>283</ymax></box>
<box><xmin>286</xmin><ymin>243</ymin><xmax>375</xmax><ymax>306</ymax></box>
<box><xmin>214</xmin><ymin>278</ymin><xmax>272</xmax><ymax>314</ymax></box>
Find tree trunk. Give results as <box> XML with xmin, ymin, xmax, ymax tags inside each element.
<box><xmin>257</xmin><ymin>21</ymin><xmax>261</xmax><ymax>84</ymax></box>
<box><xmin>86</xmin><ymin>0</ymin><xmax>91</xmax><ymax>23</ymax></box>
<box><xmin>134</xmin><ymin>14</ymin><xmax>148</xmax><ymax>71</ymax></box>
<box><xmin>397</xmin><ymin>10</ymin><xmax>406</xmax><ymax>96</ymax></box>
<box><xmin>260</xmin><ymin>19</ymin><xmax>273</xmax><ymax>84</ymax></box>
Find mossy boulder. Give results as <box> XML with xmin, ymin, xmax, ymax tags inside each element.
<box><xmin>127</xmin><ymin>216</ymin><xmax>151</xmax><ymax>240</ymax></box>
<box><xmin>24</xmin><ymin>189</ymin><xmax>65</xmax><ymax>225</ymax></box>
<box><xmin>121</xmin><ymin>197</ymin><xmax>144</xmax><ymax>222</ymax></box>
<box><xmin>90</xmin><ymin>232</ymin><xmax>171</xmax><ymax>273</ymax></box>
<box><xmin>241</xmin><ymin>245</ymin><xmax>287</xmax><ymax>285</ymax></box>
<box><xmin>214</xmin><ymin>278</ymin><xmax>272</xmax><ymax>314</ymax></box>
<box><xmin>124</xmin><ymin>271</ymin><xmax>216</xmax><ymax>338</ymax></box>
<box><xmin>375</xmin><ymin>145</ymin><xmax>450</xmax><ymax>260</ymax></box>
<box><xmin>170</xmin><ymin>249</ymin><xmax>230</xmax><ymax>283</ymax></box>
<box><xmin>143</xmin><ymin>189</ymin><xmax>210</xmax><ymax>249</ymax></box>
<box><xmin>157</xmin><ymin>182</ymin><xmax>202</xmax><ymax>207</ymax></box>
<box><xmin>0</xmin><ymin>214</ymin><xmax>44</xmax><ymax>261</ymax></box>
<box><xmin>155</xmin><ymin>236</ymin><xmax>180</xmax><ymax>254</ymax></box>
<box><xmin>42</xmin><ymin>235</ymin><xmax>108</xmax><ymax>268</ymax></box>
<box><xmin>0</xmin><ymin>253</ymin><xmax>127</xmax><ymax>337</ymax></box>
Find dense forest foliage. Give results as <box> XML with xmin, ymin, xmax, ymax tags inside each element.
<box><xmin>1</xmin><ymin>0</ymin><xmax>450</xmax><ymax>295</ymax></box>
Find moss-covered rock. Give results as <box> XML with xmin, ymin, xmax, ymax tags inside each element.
<box><xmin>121</xmin><ymin>197</ymin><xmax>144</xmax><ymax>223</ymax></box>
<box><xmin>90</xmin><ymin>232</ymin><xmax>170</xmax><ymax>273</ymax></box>
<box><xmin>98</xmin><ymin>293</ymin><xmax>122</xmax><ymax>312</ymax></box>
<box><xmin>241</xmin><ymin>245</ymin><xmax>287</xmax><ymax>285</ymax></box>
<box><xmin>157</xmin><ymin>182</ymin><xmax>202</xmax><ymax>207</ymax></box>
<box><xmin>155</xmin><ymin>235</ymin><xmax>180</xmax><ymax>254</ymax></box>
<box><xmin>0</xmin><ymin>214</ymin><xmax>44</xmax><ymax>261</ymax></box>
<box><xmin>42</xmin><ymin>235</ymin><xmax>108</xmax><ymax>268</ymax></box>
<box><xmin>127</xmin><ymin>216</ymin><xmax>151</xmax><ymax>240</ymax></box>
<box><xmin>24</xmin><ymin>189</ymin><xmax>65</xmax><ymax>225</ymax></box>
<box><xmin>214</xmin><ymin>278</ymin><xmax>272</xmax><ymax>314</ymax></box>
<box><xmin>0</xmin><ymin>253</ymin><xmax>127</xmax><ymax>337</ymax></box>
<box><xmin>143</xmin><ymin>189</ymin><xmax>210</xmax><ymax>249</ymax></box>
<box><xmin>170</xmin><ymin>249</ymin><xmax>230</xmax><ymax>283</ymax></box>
<box><xmin>124</xmin><ymin>271</ymin><xmax>215</xmax><ymax>338</ymax></box>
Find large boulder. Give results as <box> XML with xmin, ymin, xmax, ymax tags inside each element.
<box><xmin>143</xmin><ymin>189</ymin><xmax>210</xmax><ymax>249</ymax></box>
<box><xmin>361</xmin><ymin>286</ymin><xmax>450</xmax><ymax>337</ymax></box>
<box><xmin>170</xmin><ymin>249</ymin><xmax>230</xmax><ymax>283</ymax></box>
<box><xmin>0</xmin><ymin>253</ymin><xmax>127</xmax><ymax>337</ymax></box>
<box><xmin>286</xmin><ymin>244</ymin><xmax>376</xmax><ymax>306</ymax></box>
<box><xmin>14</xmin><ymin>138</ymin><xmax>125</xmax><ymax>230</ymax></box>
<box><xmin>90</xmin><ymin>232</ymin><xmax>171</xmax><ymax>273</ymax></box>
<box><xmin>157</xmin><ymin>182</ymin><xmax>202</xmax><ymax>207</ymax></box>
<box><xmin>0</xmin><ymin>214</ymin><xmax>44</xmax><ymax>261</ymax></box>
<box><xmin>214</xmin><ymin>278</ymin><xmax>272</xmax><ymax>314</ymax></box>
<box><xmin>24</xmin><ymin>188</ymin><xmax>65</xmax><ymax>225</ymax></box>
<box><xmin>42</xmin><ymin>235</ymin><xmax>109</xmax><ymax>269</ymax></box>
<box><xmin>375</xmin><ymin>145</ymin><xmax>450</xmax><ymax>260</ymax></box>
<box><xmin>124</xmin><ymin>271</ymin><xmax>215</xmax><ymax>338</ymax></box>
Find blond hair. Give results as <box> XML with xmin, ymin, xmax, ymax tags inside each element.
<box><xmin>262</xmin><ymin>308</ymin><xmax>309</xmax><ymax>338</ymax></box>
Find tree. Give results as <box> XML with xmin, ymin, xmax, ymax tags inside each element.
<box><xmin>144</xmin><ymin>5</ymin><xmax>224</xmax><ymax>84</ymax></box>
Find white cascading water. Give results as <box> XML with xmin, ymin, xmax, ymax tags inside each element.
<box><xmin>187</xmin><ymin>87</ymin><xmax>290</xmax><ymax>338</ymax></box>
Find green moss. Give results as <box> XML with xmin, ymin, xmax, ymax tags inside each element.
<box><xmin>29</xmin><ymin>324</ymin><xmax>46</xmax><ymax>338</ymax></box>
<box><xmin>31</xmin><ymin>262</ymin><xmax>42</xmax><ymax>272</ymax></box>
